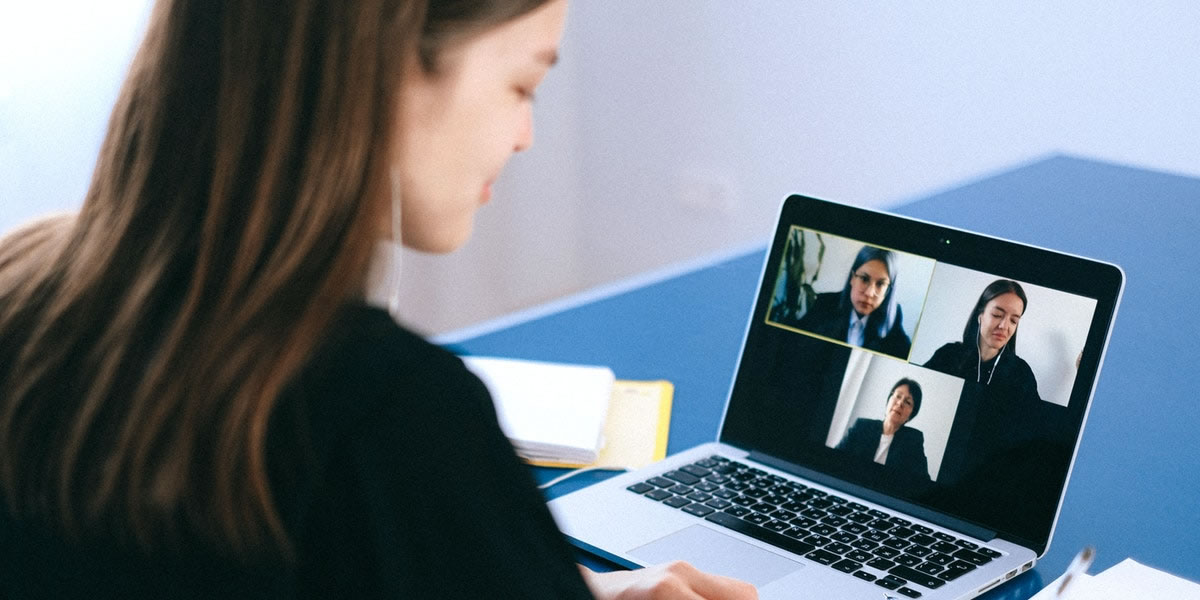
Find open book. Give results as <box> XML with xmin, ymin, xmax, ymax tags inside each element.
<box><xmin>463</xmin><ymin>356</ymin><xmax>672</xmax><ymax>469</ymax></box>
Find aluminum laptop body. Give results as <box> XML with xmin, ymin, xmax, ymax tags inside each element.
<box><xmin>548</xmin><ymin>195</ymin><xmax>1124</xmax><ymax>600</ymax></box>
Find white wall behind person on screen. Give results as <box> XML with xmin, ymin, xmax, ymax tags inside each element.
<box><xmin>3</xmin><ymin>1</ymin><xmax>1196</xmax><ymax>334</ymax></box>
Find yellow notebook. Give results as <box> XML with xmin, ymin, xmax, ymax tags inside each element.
<box><xmin>530</xmin><ymin>379</ymin><xmax>673</xmax><ymax>470</ymax></box>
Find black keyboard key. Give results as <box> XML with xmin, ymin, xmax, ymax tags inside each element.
<box><xmin>801</xmin><ymin>535</ymin><xmax>830</xmax><ymax>547</ymax></box>
<box><xmin>801</xmin><ymin>508</ymin><xmax>827</xmax><ymax>519</ymax></box>
<box><xmin>875</xmin><ymin>578</ymin><xmax>902</xmax><ymax>590</ymax></box>
<box><xmin>952</xmin><ymin>548</ymin><xmax>994</xmax><ymax>566</ymax></box>
<box><xmin>806</xmin><ymin>549</ymin><xmax>840</xmax><ymax>565</ymax></box>
<box><xmin>933</xmin><ymin>531</ymin><xmax>955</xmax><ymax>542</ymax></box>
<box><xmin>908</xmin><ymin>545</ymin><xmax>934</xmax><ymax>557</ymax></box>
<box><xmin>825</xmin><ymin>542</ymin><xmax>853</xmax><ymax>555</ymax></box>
<box><xmin>896</xmin><ymin>586</ymin><xmax>923</xmax><ymax>598</ymax></box>
<box><xmin>811</xmin><ymin>524</ymin><xmax>838</xmax><ymax>537</ymax></box>
<box><xmin>808</xmin><ymin>498</ymin><xmax>834</xmax><ymax>510</ymax></box>
<box><xmin>732</xmin><ymin>495</ymin><xmax>757</xmax><ymax>507</ymax></box>
<box><xmin>844</xmin><ymin>522</ymin><xmax>870</xmax><ymax>534</ymax></box>
<box><xmin>890</xmin><ymin>565</ymin><xmax>946</xmax><ymax>589</ymax></box>
<box><xmin>704</xmin><ymin>473</ymin><xmax>730</xmax><ymax>484</ymax></box>
<box><xmin>851</xmin><ymin>538</ymin><xmax>878</xmax><ymax>551</ymax></box>
<box><xmin>783</xmin><ymin>527</ymin><xmax>808</xmax><ymax>539</ymax></box>
<box><xmin>930</xmin><ymin>541</ymin><xmax>958</xmax><ymax>554</ymax></box>
<box><xmin>725</xmin><ymin>506</ymin><xmax>751</xmax><ymax>517</ymax></box>
<box><xmin>847</xmin><ymin>512</ymin><xmax>875</xmax><ymax>524</ymax></box>
<box><xmin>828</xmin><ymin>504</ymin><xmax>854</xmax><ymax>517</ymax></box>
<box><xmin>896</xmin><ymin>554</ymin><xmax>922</xmax><ymax>566</ymax></box>
<box><xmin>938</xmin><ymin>561</ymin><xmax>976</xmax><ymax>582</ymax></box>
<box><xmin>890</xmin><ymin>526</ymin><xmax>916</xmax><ymax>539</ymax></box>
<box><xmin>910</xmin><ymin>534</ymin><xmax>938</xmax><ymax>547</ymax></box>
<box><xmin>821</xmin><ymin>515</ymin><xmax>849</xmax><ymax>527</ymax></box>
<box><xmin>863</xmin><ymin>530</ymin><xmax>890</xmax><ymax>543</ymax></box>
<box><xmin>694</xmin><ymin>481</ymin><xmax>720</xmax><ymax>493</ymax></box>
<box><xmin>647</xmin><ymin>477</ymin><xmax>674</xmax><ymax>488</ymax></box>
<box><xmin>704</xmin><ymin>511</ymin><xmax>816</xmax><ymax>557</ymax></box>
<box><xmin>874</xmin><ymin>546</ymin><xmax>901</xmax><ymax>559</ymax></box>
<box><xmin>695</xmin><ymin>458</ymin><xmax>720</xmax><ymax>468</ymax></box>
<box><xmin>882</xmin><ymin>537</ymin><xmax>911</xmax><ymax>550</ymax></box>
<box><xmin>790</xmin><ymin>516</ymin><xmax>818</xmax><ymax>529</ymax></box>
<box><xmin>955</xmin><ymin>539</ymin><xmax>978</xmax><ymax>550</ymax></box>
<box><xmin>645</xmin><ymin>489</ymin><xmax>673</xmax><ymax>501</ymax></box>
<box><xmin>853</xmin><ymin>571</ymin><xmax>877</xmax><ymax>583</ymax></box>
<box><xmin>713</xmin><ymin>489</ymin><xmax>738</xmax><ymax>499</ymax></box>
<box><xmin>770</xmin><ymin>509</ymin><xmax>796</xmax><ymax>521</ymax></box>
<box><xmin>832</xmin><ymin>559</ymin><xmax>862</xmax><ymax>573</ymax></box>
<box><xmin>627</xmin><ymin>482</ymin><xmax>654</xmax><ymax>494</ymax></box>
<box><xmin>726</xmin><ymin>481</ymin><xmax>750</xmax><ymax>491</ymax></box>
<box><xmin>808</xmin><ymin>489</ymin><xmax>828</xmax><ymax>498</ymax></box>
<box><xmin>668</xmin><ymin>484</ymin><xmax>693</xmax><ymax>495</ymax></box>
<box><xmin>680</xmin><ymin>464</ymin><xmax>711</xmax><ymax>477</ymax></box>
<box><xmin>912</xmin><ymin>524</ymin><xmax>933</xmax><ymax>534</ymax></box>
<box><xmin>846</xmin><ymin>550</ymin><xmax>872</xmax><ymax>563</ymax></box>
<box><xmin>831</xmin><ymin>531</ymin><xmax>857</xmax><ymax>544</ymax></box>
<box><xmin>663</xmin><ymin>470</ymin><xmax>701</xmax><ymax>485</ymax></box>
<box><xmin>750</xmin><ymin>502</ymin><xmax>776</xmax><ymax>513</ymax></box>
<box><xmin>746</xmin><ymin>513</ymin><xmax>770</xmax><ymax>525</ymax></box>
<box><xmin>827</xmin><ymin>495</ymin><xmax>848</xmax><ymax>505</ymax></box>
<box><xmin>867</xmin><ymin>509</ymin><xmax>889</xmax><ymax>519</ymax></box>
<box><xmin>764</xmin><ymin>520</ymin><xmax>791</xmax><ymax>533</ymax></box>
<box><xmin>869</xmin><ymin>519</ymin><xmax>895</xmax><ymax>531</ymax></box>
<box><xmin>686</xmin><ymin>492</ymin><xmax>712</xmax><ymax>503</ymax></box>
<box><xmin>915</xmin><ymin>562</ymin><xmax>944</xmax><ymax>575</ymax></box>
<box><xmin>682</xmin><ymin>503</ymin><xmax>715</xmax><ymax>517</ymax></box>
<box><xmin>704</xmin><ymin>498</ymin><xmax>732</xmax><ymax>510</ymax></box>
<box><xmin>928</xmin><ymin>552</ymin><xmax>954</xmax><ymax>566</ymax></box>
<box><xmin>664</xmin><ymin>496</ymin><xmax>691</xmax><ymax>508</ymax></box>
<box><xmin>867</xmin><ymin>557</ymin><xmax>897</xmax><ymax>571</ymax></box>
<box><xmin>848</xmin><ymin>502</ymin><xmax>868</xmax><ymax>511</ymax></box>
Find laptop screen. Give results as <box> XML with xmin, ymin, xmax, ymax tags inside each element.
<box><xmin>720</xmin><ymin>195</ymin><xmax>1123</xmax><ymax>555</ymax></box>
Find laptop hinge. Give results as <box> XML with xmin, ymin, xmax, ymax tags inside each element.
<box><xmin>748</xmin><ymin>451</ymin><xmax>997</xmax><ymax>541</ymax></box>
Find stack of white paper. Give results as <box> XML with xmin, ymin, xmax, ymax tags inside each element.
<box><xmin>462</xmin><ymin>356</ymin><xmax>615</xmax><ymax>465</ymax></box>
<box><xmin>1033</xmin><ymin>558</ymin><xmax>1200</xmax><ymax>599</ymax></box>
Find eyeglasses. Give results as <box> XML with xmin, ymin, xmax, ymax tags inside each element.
<box><xmin>851</xmin><ymin>271</ymin><xmax>890</xmax><ymax>294</ymax></box>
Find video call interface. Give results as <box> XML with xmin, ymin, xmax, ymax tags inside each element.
<box><xmin>722</xmin><ymin>225</ymin><xmax>1101</xmax><ymax>547</ymax></box>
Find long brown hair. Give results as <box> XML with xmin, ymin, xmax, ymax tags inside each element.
<box><xmin>0</xmin><ymin>0</ymin><xmax>551</xmax><ymax>561</ymax></box>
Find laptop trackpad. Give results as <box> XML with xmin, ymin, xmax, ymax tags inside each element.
<box><xmin>627</xmin><ymin>525</ymin><xmax>803</xmax><ymax>588</ymax></box>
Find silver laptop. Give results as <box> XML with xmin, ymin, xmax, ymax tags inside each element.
<box><xmin>548</xmin><ymin>195</ymin><xmax>1124</xmax><ymax>600</ymax></box>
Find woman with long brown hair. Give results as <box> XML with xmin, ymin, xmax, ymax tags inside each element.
<box><xmin>0</xmin><ymin>0</ymin><xmax>754</xmax><ymax>598</ymax></box>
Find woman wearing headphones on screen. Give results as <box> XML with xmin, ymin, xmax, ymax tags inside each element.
<box><xmin>0</xmin><ymin>1</ymin><xmax>754</xmax><ymax>598</ymax></box>
<box><xmin>923</xmin><ymin>279</ymin><xmax>1042</xmax><ymax>404</ymax></box>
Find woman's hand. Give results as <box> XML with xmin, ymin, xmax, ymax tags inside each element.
<box><xmin>580</xmin><ymin>561</ymin><xmax>757</xmax><ymax>600</ymax></box>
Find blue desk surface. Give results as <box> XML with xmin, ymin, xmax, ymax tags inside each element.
<box><xmin>451</xmin><ymin>155</ymin><xmax>1200</xmax><ymax>597</ymax></box>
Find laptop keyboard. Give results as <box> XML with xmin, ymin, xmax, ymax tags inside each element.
<box><xmin>625</xmin><ymin>455</ymin><xmax>1003</xmax><ymax>598</ymax></box>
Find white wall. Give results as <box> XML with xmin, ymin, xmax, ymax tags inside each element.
<box><xmin>4</xmin><ymin>2</ymin><xmax>1198</xmax><ymax>334</ymax></box>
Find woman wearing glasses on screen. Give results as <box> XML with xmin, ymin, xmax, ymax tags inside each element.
<box><xmin>797</xmin><ymin>246</ymin><xmax>912</xmax><ymax>360</ymax></box>
<box><xmin>0</xmin><ymin>1</ymin><xmax>753</xmax><ymax>598</ymax></box>
<box><xmin>923</xmin><ymin>279</ymin><xmax>1042</xmax><ymax>404</ymax></box>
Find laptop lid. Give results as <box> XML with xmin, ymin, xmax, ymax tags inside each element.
<box><xmin>719</xmin><ymin>195</ymin><xmax>1123</xmax><ymax>557</ymax></box>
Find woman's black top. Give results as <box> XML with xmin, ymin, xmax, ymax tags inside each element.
<box><xmin>0</xmin><ymin>304</ymin><xmax>594</xmax><ymax>599</ymax></box>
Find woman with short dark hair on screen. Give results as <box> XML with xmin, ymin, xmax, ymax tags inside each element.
<box><xmin>797</xmin><ymin>245</ymin><xmax>911</xmax><ymax>360</ymax></box>
<box><xmin>837</xmin><ymin>378</ymin><xmax>929</xmax><ymax>481</ymax></box>
<box><xmin>0</xmin><ymin>1</ymin><xmax>755</xmax><ymax>598</ymax></box>
<box><xmin>923</xmin><ymin>279</ymin><xmax>1041</xmax><ymax>404</ymax></box>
